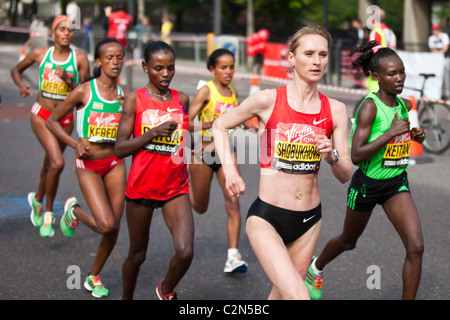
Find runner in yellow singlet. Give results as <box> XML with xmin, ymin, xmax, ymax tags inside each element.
<box><xmin>188</xmin><ymin>49</ymin><xmax>252</xmax><ymax>274</ymax></box>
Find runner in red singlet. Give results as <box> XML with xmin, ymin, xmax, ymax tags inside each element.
<box><xmin>212</xmin><ymin>25</ymin><xmax>352</xmax><ymax>299</ymax></box>
<box><xmin>115</xmin><ymin>41</ymin><xmax>194</xmax><ymax>300</ymax></box>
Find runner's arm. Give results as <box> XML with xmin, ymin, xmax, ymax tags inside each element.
<box><xmin>46</xmin><ymin>84</ymin><xmax>91</xmax><ymax>159</ymax></box>
<box><xmin>10</xmin><ymin>47</ymin><xmax>47</xmax><ymax>98</ymax></box>
<box><xmin>76</xmin><ymin>50</ymin><xmax>91</xmax><ymax>85</ymax></box>
<box><xmin>188</xmin><ymin>84</ymin><xmax>211</xmax><ymax>132</ymax></box>
<box><xmin>327</xmin><ymin>99</ymin><xmax>352</xmax><ymax>183</ymax></box>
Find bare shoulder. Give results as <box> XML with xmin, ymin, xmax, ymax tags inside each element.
<box><xmin>125</xmin><ymin>90</ymin><xmax>137</xmax><ymax>101</ymax></box>
<box><xmin>74</xmin><ymin>48</ymin><xmax>89</xmax><ymax>61</ymax></box>
<box><xmin>29</xmin><ymin>46</ymin><xmax>50</xmax><ymax>62</ymax></box>
<box><xmin>327</xmin><ymin>97</ymin><xmax>347</xmax><ymax>113</ymax></box>
<box><xmin>178</xmin><ymin>91</ymin><xmax>190</xmax><ymax>105</ymax></box>
<box><xmin>248</xmin><ymin>88</ymin><xmax>277</xmax><ymax>107</ymax></box>
<box><xmin>400</xmin><ymin>97</ymin><xmax>413</xmax><ymax>111</ymax></box>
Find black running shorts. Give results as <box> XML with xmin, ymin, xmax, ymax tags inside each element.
<box><xmin>247</xmin><ymin>197</ymin><xmax>322</xmax><ymax>244</ymax></box>
<box><xmin>347</xmin><ymin>169</ymin><xmax>410</xmax><ymax>211</ymax></box>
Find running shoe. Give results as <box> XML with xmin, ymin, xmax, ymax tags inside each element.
<box><xmin>39</xmin><ymin>211</ymin><xmax>55</xmax><ymax>238</ymax></box>
<box><xmin>28</xmin><ymin>192</ymin><xmax>43</xmax><ymax>227</ymax></box>
<box><xmin>224</xmin><ymin>250</ymin><xmax>248</xmax><ymax>274</ymax></box>
<box><xmin>61</xmin><ymin>197</ymin><xmax>79</xmax><ymax>238</ymax></box>
<box><xmin>156</xmin><ymin>280</ymin><xmax>178</xmax><ymax>300</ymax></box>
<box><xmin>84</xmin><ymin>275</ymin><xmax>109</xmax><ymax>298</ymax></box>
<box><xmin>305</xmin><ymin>263</ymin><xmax>324</xmax><ymax>300</ymax></box>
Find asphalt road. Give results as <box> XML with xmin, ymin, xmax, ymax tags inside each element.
<box><xmin>0</xmin><ymin>43</ymin><xmax>448</xmax><ymax>304</ymax></box>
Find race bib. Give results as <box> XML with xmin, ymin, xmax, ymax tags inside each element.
<box><xmin>88</xmin><ymin>111</ymin><xmax>121</xmax><ymax>143</ymax></box>
<box><xmin>141</xmin><ymin>109</ymin><xmax>184</xmax><ymax>155</ymax></box>
<box><xmin>272</xmin><ymin>123</ymin><xmax>324</xmax><ymax>174</ymax></box>
<box><xmin>382</xmin><ymin>132</ymin><xmax>410</xmax><ymax>168</ymax></box>
<box><xmin>41</xmin><ymin>66</ymin><xmax>73</xmax><ymax>100</ymax></box>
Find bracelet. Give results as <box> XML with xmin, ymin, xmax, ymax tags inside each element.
<box><xmin>325</xmin><ymin>149</ymin><xmax>340</xmax><ymax>165</ymax></box>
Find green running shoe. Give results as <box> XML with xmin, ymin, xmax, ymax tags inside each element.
<box><xmin>39</xmin><ymin>212</ymin><xmax>55</xmax><ymax>238</ymax></box>
<box><xmin>305</xmin><ymin>264</ymin><xmax>323</xmax><ymax>300</ymax></box>
<box><xmin>28</xmin><ymin>192</ymin><xmax>43</xmax><ymax>227</ymax></box>
<box><xmin>61</xmin><ymin>197</ymin><xmax>79</xmax><ymax>238</ymax></box>
<box><xmin>84</xmin><ymin>275</ymin><xmax>109</xmax><ymax>298</ymax></box>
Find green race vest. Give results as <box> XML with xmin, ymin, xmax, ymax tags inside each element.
<box><xmin>76</xmin><ymin>79</ymin><xmax>123</xmax><ymax>143</ymax></box>
<box><xmin>38</xmin><ymin>46</ymin><xmax>79</xmax><ymax>100</ymax></box>
<box><xmin>351</xmin><ymin>93</ymin><xmax>411</xmax><ymax>179</ymax></box>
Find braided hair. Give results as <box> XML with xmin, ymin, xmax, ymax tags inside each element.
<box><xmin>350</xmin><ymin>41</ymin><xmax>398</xmax><ymax>77</ymax></box>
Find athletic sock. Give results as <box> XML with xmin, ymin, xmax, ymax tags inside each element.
<box><xmin>70</xmin><ymin>206</ymin><xmax>78</xmax><ymax>221</ymax></box>
<box><xmin>228</xmin><ymin>248</ymin><xmax>239</xmax><ymax>258</ymax></box>
<box><xmin>311</xmin><ymin>257</ymin><xmax>323</xmax><ymax>275</ymax></box>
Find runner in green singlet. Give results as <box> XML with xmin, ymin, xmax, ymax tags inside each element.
<box><xmin>305</xmin><ymin>41</ymin><xmax>426</xmax><ymax>300</ymax></box>
<box><xmin>11</xmin><ymin>16</ymin><xmax>90</xmax><ymax>237</ymax></box>
<box><xmin>47</xmin><ymin>38</ymin><xmax>129</xmax><ymax>298</ymax></box>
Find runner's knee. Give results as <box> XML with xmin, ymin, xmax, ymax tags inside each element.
<box><xmin>128</xmin><ymin>249</ymin><xmax>147</xmax><ymax>266</ymax></box>
<box><xmin>174</xmin><ymin>242</ymin><xmax>194</xmax><ymax>265</ymax></box>
<box><xmin>191</xmin><ymin>201</ymin><xmax>208</xmax><ymax>214</ymax></box>
<box><xmin>339</xmin><ymin>236</ymin><xmax>357</xmax><ymax>251</ymax></box>
<box><xmin>405</xmin><ymin>239</ymin><xmax>424</xmax><ymax>258</ymax></box>
<box><xmin>96</xmin><ymin>219</ymin><xmax>119</xmax><ymax>235</ymax></box>
<box><xmin>48</xmin><ymin>157</ymin><xmax>65</xmax><ymax>173</ymax></box>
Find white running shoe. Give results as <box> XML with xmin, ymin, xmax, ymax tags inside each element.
<box><xmin>224</xmin><ymin>249</ymin><xmax>248</xmax><ymax>274</ymax></box>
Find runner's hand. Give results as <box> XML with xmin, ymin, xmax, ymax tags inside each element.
<box><xmin>389</xmin><ymin>111</ymin><xmax>410</xmax><ymax>137</ymax></box>
<box><xmin>411</xmin><ymin>127</ymin><xmax>426</xmax><ymax>144</ymax></box>
<box><xmin>153</xmin><ymin>121</ymin><xmax>178</xmax><ymax>137</ymax></box>
<box><xmin>75</xmin><ymin>142</ymin><xmax>91</xmax><ymax>159</ymax></box>
<box><xmin>20</xmin><ymin>84</ymin><xmax>32</xmax><ymax>98</ymax></box>
<box><xmin>226</xmin><ymin>173</ymin><xmax>245</xmax><ymax>198</ymax></box>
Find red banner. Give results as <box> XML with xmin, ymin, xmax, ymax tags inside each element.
<box><xmin>262</xmin><ymin>43</ymin><xmax>291</xmax><ymax>80</ymax></box>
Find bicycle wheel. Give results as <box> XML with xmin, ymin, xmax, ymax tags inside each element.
<box><xmin>418</xmin><ymin>102</ymin><xmax>450</xmax><ymax>154</ymax></box>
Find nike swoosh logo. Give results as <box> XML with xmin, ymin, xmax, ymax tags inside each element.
<box><xmin>167</xmin><ymin>107</ymin><xmax>178</xmax><ymax>112</ymax></box>
<box><xmin>313</xmin><ymin>118</ymin><xmax>327</xmax><ymax>125</ymax></box>
<box><xmin>303</xmin><ymin>215</ymin><xmax>315</xmax><ymax>223</ymax></box>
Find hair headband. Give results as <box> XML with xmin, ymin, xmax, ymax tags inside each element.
<box><xmin>372</xmin><ymin>45</ymin><xmax>383</xmax><ymax>54</ymax></box>
<box><xmin>52</xmin><ymin>15</ymin><xmax>70</xmax><ymax>32</ymax></box>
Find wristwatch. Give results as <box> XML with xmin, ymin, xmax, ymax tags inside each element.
<box><xmin>325</xmin><ymin>149</ymin><xmax>339</xmax><ymax>165</ymax></box>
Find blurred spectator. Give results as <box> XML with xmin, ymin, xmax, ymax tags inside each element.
<box><xmin>161</xmin><ymin>15</ymin><xmax>173</xmax><ymax>45</ymax></box>
<box><xmin>135</xmin><ymin>17</ymin><xmax>152</xmax><ymax>47</ymax></box>
<box><xmin>102</xmin><ymin>6</ymin><xmax>111</xmax><ymax>37</ymax></box>
<box><xmin>368</xmin><ymin>8</ymin><xmax>396</xmax><ymax>49</ymax></box>
<box><xmin>82</xmin><ymin>17</ymin><xmax>93</xmax><ymax>53</ymax></box>
<box><xmin>107</xmin><ymin>1</ymin><xmax>133</xmax><ymax>48</ymax></box>
<box><xmin>352</xmin><ymin>17</ymin><xmax>365</xmax><ymax>47</ymax></box>
<box><xmin>429</xmin><ymin>23</ymin><xmax>449</xmax><ymax>98</ymax></box>
<box><xmin>366</xmin><ymin>8</ymin><xmax>396</xmax><ymax>93</ymax></box>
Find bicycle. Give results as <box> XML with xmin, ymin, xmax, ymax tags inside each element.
<box><xmin>352</xmin><ymin>73</ymin><xmax>450</xmax><ymax>154</ymax></box>
<box><xmin>404</xmin><ymin>73</ymin><xmax>450</xmax><ymax>154</ymax></box>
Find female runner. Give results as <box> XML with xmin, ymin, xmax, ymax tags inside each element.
<box><xmin>47</xmin><ymin>38</ymin><xmax>128</xmax><ymax>298</ymax></box>
<box><xmin>11</xmin><ymin>15</ymin><xmax>90</xmax><ymax>237</ymax></box>
<box><xmin>305</xmin><ymin>41</ymin><xmax>425</xmax><ymax>300</ymax></box>
<box><xmin>115</xmin><ymin>41</ymin><xmax>194</xmax><ymax>300</ymax></box>
<box><xmin>212</xmin><ymin>25</ymin><xmax>352</xmax><ymax>299</ymax></box>
<box><xmin>188</xmin><ymin>48</ymin><xmax>249</xmax><ymax>273</ymax></box>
